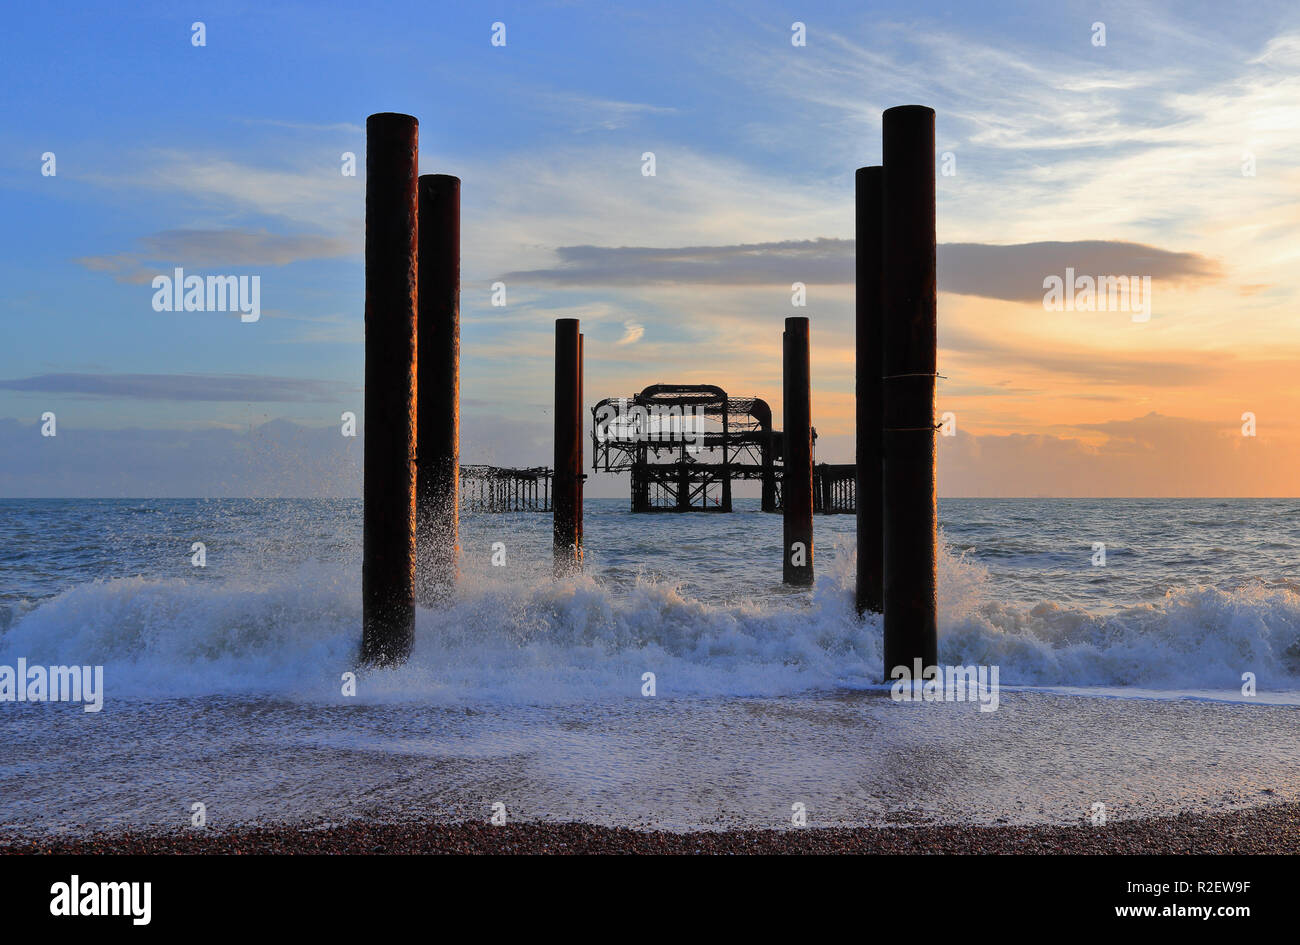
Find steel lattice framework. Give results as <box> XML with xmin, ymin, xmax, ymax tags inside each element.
<box><xmin>591</xmin><ymin>383</ymin><xmax>813</xmax><ymax>512</ymax></box>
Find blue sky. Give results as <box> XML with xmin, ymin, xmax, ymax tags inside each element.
<box><xmin>2</xmin><ymin>1</ymin><xmax>1298</xmax><ymax>495</ymax></box>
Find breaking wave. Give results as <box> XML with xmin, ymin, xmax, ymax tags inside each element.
<box><xmin>3</xmin><ymin>539</ymin><xmax>1300</xmax><ymax>704</ymax></box>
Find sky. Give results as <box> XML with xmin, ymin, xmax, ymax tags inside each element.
<box><xmin>1</xmin><ymin>0</ymin><xmax>1297</xmax><ymax>497</ymax></box>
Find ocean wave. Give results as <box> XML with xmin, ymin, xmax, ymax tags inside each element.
<box><xmin>2</xmin><ymin>538</ymin><xmax>1299</xmax><ymax>703</ymax></box>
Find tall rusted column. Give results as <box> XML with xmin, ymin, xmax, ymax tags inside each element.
<box><xmin>758</xmin><ymin>401</ymin><xmax>776</xmax><ymax>512</ymax></box>
<box><xmin>881</xmin><ymin>105</ymin><xmax>938</xmax><ymax>677</ymax></box>
<box><xmin>577</xmin><ymin>333</ymin><xmax>585</xmax><ymax>546</ymax></box>
<box><xmin>782</xmin><ymin>316</ymin><xmax>813</xmax><ymax>585</ymax></box>
<box><xmin>416</xmin><ymin>173</ymin><xmax>460</xmax><ymax>605</ymax></box>
<box><xmin>553</xmin><ymin>318</ymin><xmax>583</xmax><ymax>573</ymax></box>
<box><xmin>855</xmin><ymin>165</ymin><xmax>885</xmax><ymax>615</ymax></box>
<box><xmin>361</xmin><ymin>112</ymin><xmax>418</xmax><ymax>666</ymax></box>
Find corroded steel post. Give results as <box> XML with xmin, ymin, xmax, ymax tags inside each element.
<box><xmin>361</xmin><ymin>112</ymin><xmax>418</xmax><ymax>666</ymax></box>
<box><xmin>881</xmin><ymin>105</ymin><xmax>938</xmax><ymax>678</ymax></box>
<box><xmin>553</xmin><ymin>319</ymin><xmax>583</xmax><ymax>573</ymax></box>
<box><xmin>856</xmin><ymin>165</ymin><xmax>884</xmax><ymax>615</ymax></box>
<box><xmin>782</xmin><ymin>316</ymin><xmax>813</xmax><ymax>585</ymax></box>
<box><xmin>416</xmin><ymin>173</ymin><xmax>460</xmax><ymax>605</ymax></box>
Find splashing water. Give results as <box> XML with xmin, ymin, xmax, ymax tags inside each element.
<box><xmin>2</xmin><ymin>499</ymin><xmax>1298</xmax><ymax>704</ymax></box>
<box><xmin>3</xmin><ymin>498</ymin><xmax>1300</xmax><ymax>831</ymax></box>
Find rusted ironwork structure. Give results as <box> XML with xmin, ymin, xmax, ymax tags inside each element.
<box><xmin>460</xmin><ymin>465</ymin><xmax>552</xmax><ymax>512</ymax></box>
<box><xmin>591</xmin><ymin>383</ymin><xmax>820</xmax><ymax>513</ymax></box>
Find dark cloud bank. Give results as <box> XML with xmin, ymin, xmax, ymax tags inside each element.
<box><xmin>503</xmin><ymin>239</ymin><xmax>1221</xmax><ymax>300</ymax></box>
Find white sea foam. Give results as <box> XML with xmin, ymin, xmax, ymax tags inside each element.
<box><xmin>3</xmin><ymin>536</ymin><xmax>1298</xmax><ymax>705</ymax></box>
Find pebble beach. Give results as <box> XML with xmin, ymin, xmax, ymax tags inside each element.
<box><xmin>4</xmin><ymin>802</ymin><xmax>1298</xmax><ymax>855</ymax></box>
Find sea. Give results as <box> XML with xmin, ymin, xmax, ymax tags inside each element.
<box><xmin>1</xmin><ymin>497</ymin><xmax>1298</xmax><ymax>833</ymax></box>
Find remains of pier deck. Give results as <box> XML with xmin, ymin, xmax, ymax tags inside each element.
<box><xmin>460</xmin><ymin>465</ymin><xmax>553</xmax><ymax>512</ymax></box>
<box><xmin>815</xmin><ymin>464</ymin><xmax>856</xmax><ymax>515</ymax></box>
<box><xmin>591</xmin><ymin>383</ymin><xmax>831</xmax><ymax>513</ymax></box>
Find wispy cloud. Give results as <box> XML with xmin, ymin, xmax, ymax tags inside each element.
<box><xmin>615</xmin><ymin>319</ymin><xmax>645</xmax><ymax>345</ymax></box>
<box><xmin>536</xmin><ymin>91</ymin><xmax>677</xmax><ymax>132</ymax></box>
<box><xmin>238</xmin><ymin>118</ymin><xmax>364</xmax><ymax>134</ymax></box>
<box><xmin>75</xmin><ymin>229</ymin><xmax>354</xmax><ymax>283</ymax></box>
<box><xmin>83</xmin><ymin>149</ymin><xmax>360</xmax><ymax>234</ymax></box>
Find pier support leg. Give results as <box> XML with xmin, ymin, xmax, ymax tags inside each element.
<box><xmin>577</xmin><ymin>333</ymin><xmax>584</xmax><ymax>540</ymax></box>
<box><xmin>721</xmin><ymin>408</ymin><xmax>733</xmax><ymax>512</ymax></box>
<box><xmin>760</xmin><ymin>410</ymin><xmax>777</xmax><ymax>512</ymax></box>
<box><xmin>782</xmin><ymin>316</ymin><xmax>814</xmax><ymax>585</ymax></box>
<box><xmin>881</xmin><ymin>105</ymin><xmax>939</xmax><ymax>678</ymax></box>
<box><xmin>553</xmin><ymin>318</ymin><xmax>583</xmax><ymax>574</ymax></box>
<box><xmin>361</xmin><ymin>112</ymin><xmax>419</xmax><ymax>666</ymax></box>
<box><xmin>678</xmin><ymin>439</ymin><xmax>690</xmax><ymax>511</ymax></box>
<box><xmin>416</xmin><ymin>173</ymin><xmax>460</xmax><ymax>605</ymax></box>
<box><xmin>856</xmin><ymin>165</ymin><xmax>885</xmax><ymax>615</ymax></box>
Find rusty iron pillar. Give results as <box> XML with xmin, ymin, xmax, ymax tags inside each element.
<box><xmin>578</xmin><ymin>331</ymin><xmax>584</xmax><ymax>549</ymax></box>
<box><xmin>757</xmin><ymin>400</ymin><xmax>777</xmax><ymax>512</ymax></box>
<box><xmin>782</xmin><ymin>316</ymin><xmax>813</xmax><ymax>585</ymax></box>
<box><xmin>881</xmin><ymin>105</ymin><xmax>938</xmax><ymax>678</ymax></box>
<box><xmin>553</xmin><ymin>318</ymin><xmax>584</xmax><ymax>574</ymax></box>
<box><xmin>855</xmin><ymin>165</ymin><xmax>885</xmax><ymax>615</ymax></box>
<box><xmin>416</xmin><ymin>173</ymin><xmax>461</xmax><ymax>605</ymax></box>
<box><xmin>361</xmin><ymin>112</ymin><xmax>419</xmax><ymax>666</ymax></box>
